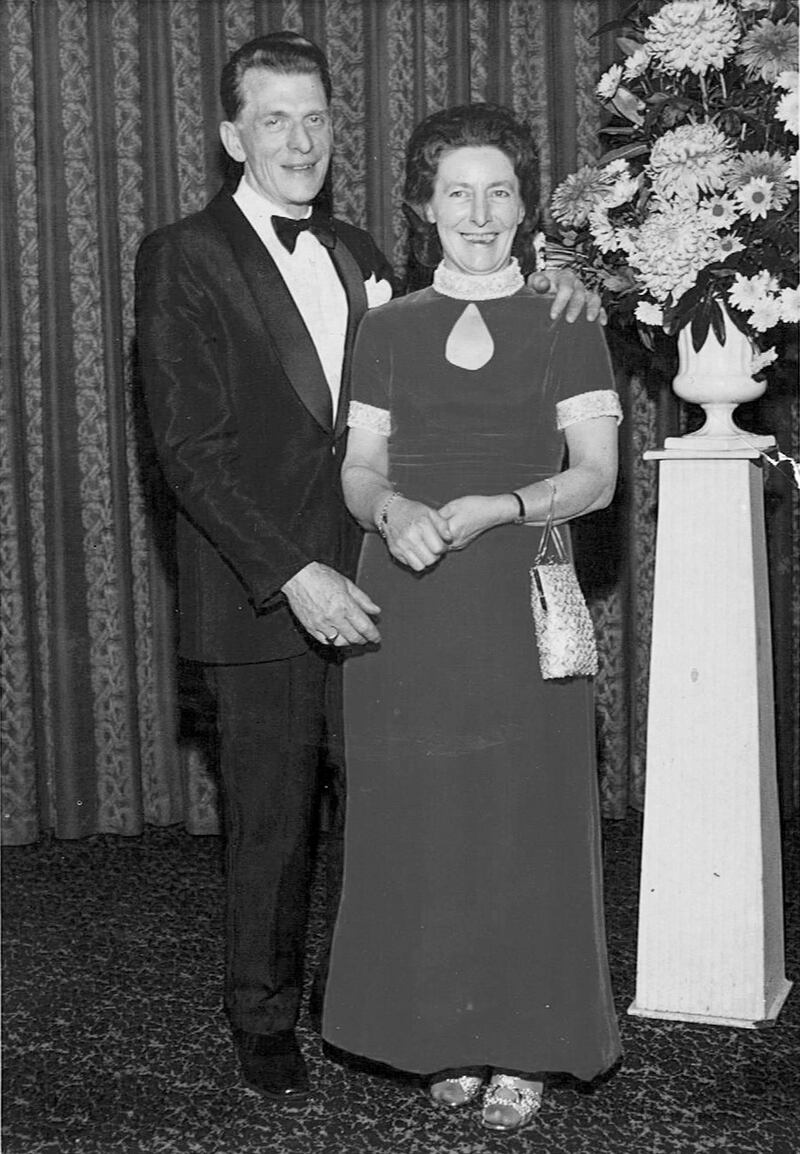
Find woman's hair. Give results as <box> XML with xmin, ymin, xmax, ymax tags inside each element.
<box><xmin>403</xmin><ymin>103</ymin><xmax>541</xmax><ymax>273</ymax></box>
<box><xmin>220</xmin><ymin>31</ymin><xmax>332</xmax><ymax>121</ymax></box>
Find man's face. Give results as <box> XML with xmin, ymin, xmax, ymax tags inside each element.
<box><xmin>220</xmin><ymin>67</ymin><xmax>332</xmax><ymax>217</ymax></box>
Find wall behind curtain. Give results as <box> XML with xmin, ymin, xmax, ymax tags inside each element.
<box><xmin>2</xmin><ymin>0</ymin><xmax>797</xmax><ymax>844</ymax></box>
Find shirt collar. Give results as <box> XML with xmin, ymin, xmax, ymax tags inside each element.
<box><xmin>233</xmin><ymin>177</ymin><xmax>313</xmax><ymax>226</ymax></box>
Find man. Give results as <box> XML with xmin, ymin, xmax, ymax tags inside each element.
<box><xmin>135</xmin><ymin>31</ymin><xmax>598</xmax><ymax>1104</ymax></box>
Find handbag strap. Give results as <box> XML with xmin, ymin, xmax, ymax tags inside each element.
<box><xmin>533</xmin><ymin>479</ymin><xmax>566</xmax><ymax>565</ymax></box>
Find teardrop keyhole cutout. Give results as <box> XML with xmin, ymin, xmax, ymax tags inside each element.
<box><xmin>444</xmin><ymin>303</ymin><xmax>494</xmax><ymax>370</ymax></box>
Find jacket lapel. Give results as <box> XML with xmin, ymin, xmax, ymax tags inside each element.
<box><xmin>330</xmin><ymin>241</ymin><xmax>368</xmax><ymax>440</ymax></box>
<box><xmin>207</xmin><ymin>191</ymin><xmax>334</xmax><ymax>432</ymax></box>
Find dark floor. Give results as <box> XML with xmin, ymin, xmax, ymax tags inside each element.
<box><xmin>2</xmin><ymin>812</ymin><xmax>799</xmax><ymax>1154</ymax></box>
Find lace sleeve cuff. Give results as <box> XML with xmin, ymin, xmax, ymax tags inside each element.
<box><xmin>347</xmin><ymin>400</ymin><xmax>391</xmax><ymax>436</ymax></box>
<box><xmin>556</xmin><ymin>390</ymin><xmax>623</xmax><ymax>430</ymax></box>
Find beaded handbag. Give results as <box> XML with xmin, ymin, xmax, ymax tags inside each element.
<box><xmin>529</xmin><ymin>496</ymin><xmax>598</xmax><ymax>680</ymax></box>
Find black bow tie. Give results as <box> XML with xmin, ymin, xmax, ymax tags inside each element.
<box><xmin>271</xmin><ymin>212</ymin><xmax>335</xmax><ymax>254</ymax></box>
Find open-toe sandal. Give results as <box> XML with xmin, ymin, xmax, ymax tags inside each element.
<box><xmin>428</xmin><ymin>1073</ymin><xmax>485</xmax><ymax>1108</ymax></box>
<box><xmin>480</xmin><ymin>1074</ymin><xmax>543</xmax><ymax>1132</ymax></box>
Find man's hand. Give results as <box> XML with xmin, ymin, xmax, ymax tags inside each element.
<box><xmin>382</xmin><ymin>496</ymin><xmax>452</xmax><ymax>572</ymax></box>
<box><xmin>282</xmin><ymin>562</ymin><xmax>381</xmax><ymax>647</ymax></box>
<box><xmin>529</xmin><ymin>268</ymin><xmax>606</xmax><ymax>325</ymax></box>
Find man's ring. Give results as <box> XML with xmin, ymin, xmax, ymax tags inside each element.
<box><xmin>325</xmin><ymin>630</ymin><xmax>339</xmax><ymax>643</ymax></box>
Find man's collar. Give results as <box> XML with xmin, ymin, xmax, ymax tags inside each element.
<box><xmin>234</xmin><ymin>176</ymin><xmax>312</xmax><ymax>222</ymax></box>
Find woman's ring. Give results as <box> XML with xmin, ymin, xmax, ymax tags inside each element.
<box><xmin>326</xmin><ymin>630</ymin><xmax>340</xmax><ymax>643</ymax></box>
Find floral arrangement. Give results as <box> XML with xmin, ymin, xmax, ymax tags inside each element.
<box><xmin>550</xmin><ymin>0</ymin><xmax>799</xmax><ymax>366</ymax></box>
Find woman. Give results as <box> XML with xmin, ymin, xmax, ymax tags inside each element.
<box><xmin>322</xmin><ymin>104</ymin><xmax>622</xmax><ymax>1133</ymax></box>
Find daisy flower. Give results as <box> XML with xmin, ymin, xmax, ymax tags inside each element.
<box><xmin>597</xmin><ymin>64</ymin><xmax>623</xmax><ymax>100</ymax></box>
<box><xmin>750</xmin><ymin>347</ymin><xmax>778</xmax><ymax>376</ymax></box>
<box><xmin>645</xmin><ymin>0</ymin><xmax>740</xmax><ymax>76</ymax></box>
<box><xmin>716</xmin><ymin>234</ymin><xmax>745</xmax><ymax>260</ymax></box>
<box><xmin>779</xmin><ymin>286</ymin><xmax>800</xmax><ymax>323</ymax></box>
<box><xmin>729</xmin><ymin>151</ymin><xmax>793</xmax><ymax>210</ymax></box>
<box><xmin>647</xmin><ymin>123</ymin><xmax>734</xmax><ymax>200</ymax></box>
<box><xmin>737</xmin><ymin>19</ymin><xmax>798</xmax><ymax>83</ymax></box>
<box><xmin>635</xmin><ymin>301</ymin><xmax>665</xmax><ymax>326</ymax></box>
<box><xmin>699</xmin><ymin>195</ymin><xmax>740</xmax><ymax>229</ymax></box>
<box><xmin>735</xmin><ymin>176</ymin><xmax>776</xmax><ymax>219</ymax></box>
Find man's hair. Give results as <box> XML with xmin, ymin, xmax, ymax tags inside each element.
<box><xmin>220</xmin><ymin>31</ymin><xmax>332</xmax><ymax>121</ymax></box>
<box><xmin>402</xmin><ymin>103</ymin><xmax>541</xmax><ymax>272</ymax></box>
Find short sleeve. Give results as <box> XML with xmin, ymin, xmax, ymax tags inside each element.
<box><xmin>348</xmin><ymin>306</ymin><xmax>393</xmax><ymax>426</ymax></box>
<box><xmin>556</xmin><ymin>390</ymin><xmax>623</xmax><ymax>429</ymax></box>
<box><xmin>348</xmin><ymin>400</ymin><xmax>390</xmax><ymax>435</ymax></box>
<box><xmin>546</xmin><ymin>317</ymin><xmax>619</xmax><ymax>427</ymax></box>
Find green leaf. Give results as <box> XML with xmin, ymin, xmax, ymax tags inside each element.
<box><xmin>597</xmin><ymin>142</ymin><xmax>649</xmax><ymax>163</ymax></box>
<box><xmin>709</xmin><ymin>299</ymin><xmax>727</xmax><ymax>346</ymax></box>
<box><xmin>690</xmin><ymin>307</ymin><xmax>711</xmax><ymax>352</ymax></box>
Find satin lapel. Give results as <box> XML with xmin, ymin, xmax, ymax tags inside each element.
<box><xmin>331</xmin><ymin>241</ymin><xmax>368</xmax><ymax>440</ymax></box>
<box><xmin>207</xmin><ymin>192</ymin><xmax>333</xmax><ymax>432</ymax></box>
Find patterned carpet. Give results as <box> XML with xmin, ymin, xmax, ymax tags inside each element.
<box><xmin>3</xmin><ymin>813</ymin><xmax>798</xmax><ymax>1154</ymax></box>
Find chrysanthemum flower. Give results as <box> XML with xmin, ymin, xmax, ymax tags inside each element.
<box><xmin>750</xmin><ymin>347</ymin><xmax>777</xmax><ymax>376</ymax></box>
<box><xmin>775</xmin><ymin>88</ymin><xmax>799</xmax><ymax>135</ymax></box>
<box><xmin>729</xmin><ymin>270</ymin><xmax>781</xmax><ymax>311</ymax></box>
<box><xmin>588</xmin><ymin>209</ymin><xmax>620</xmax><ymax>254</ymax></box>
<box><xmin>644</xmin><ymin>0</ymin><xmax>740</xmax><ymax>76</ymax></box>
<box><xmin>748</xmin><ymin>296</ymin><xmax>783</xmax><ymax>332</ymax></box>
<box><xmin>735</xmin><ymin>176</ymin><xmax>776</xmax><ymax>219</ymax></box>
<box><xmin>729</xmin><ymin>151</ymin><xmax>793</xmax><ymax>210</ymax></box>
<box><xmin>551</xmin><ymin>165</ymin><xmax>630</xmax><ymax>227</ymax></box>
<box><xmin>619</xmin><ymin>202</ymin><xmax>735</xmax><ymax>302</ymax></box>
<box><xmin>635</xmin><ymin>301</ymin><xmax>665</xmax><ymax>326</ymax></box>
<box><xmin>597</xmin><ymin>64</ymin><xmax>623</xmax><ymax>100</ymax></box>
<box><xmin>647</xmin><ymin>123</ymin><xmax>735</xmax><ymax>200</ymax></box>
<box><xmin>775</xmin><ymin>71</ymin><xmax>799</xmax><ymax>93</ymax></box>
<box><xmin>779</xmin><ymin>286</ymin><xmax>800</xmax><ymax>323</ymax></box>
<box><xmin>623</xmin><ymin>47</ymin><xmax>651</xmax><ymax>80</ymax></box>
<box><xmin>737</xmin><ymin>19</ymin><xmax>798</xmax><ymax>83</ymax></box>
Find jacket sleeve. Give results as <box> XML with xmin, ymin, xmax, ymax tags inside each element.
<box><xmin>134</xmin><ymin>227</ymin><xmax>313</xmax><ymax>610</ymax></box>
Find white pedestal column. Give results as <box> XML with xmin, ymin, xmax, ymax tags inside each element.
<box><xmin>629</xmin><ymin>447</ymin><xmax>792</xmax><ymax>1028</ymax></box>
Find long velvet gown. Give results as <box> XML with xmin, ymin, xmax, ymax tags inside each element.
<box><xmin>322</xmin><ymin>268</ymin><xmax>622</xmax><ymax>1083</ymax></box>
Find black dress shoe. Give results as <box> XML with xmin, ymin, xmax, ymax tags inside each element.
<box><xmin>233</xmin><ymin>1028</ymin><xmax>310</xmax><ymax>1102</ymax></box>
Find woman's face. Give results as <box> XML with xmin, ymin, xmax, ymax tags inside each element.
<box><xmin>425</xmin><ymin>146</ymin><xmax>525</xmax><ymax>276</ymax></box>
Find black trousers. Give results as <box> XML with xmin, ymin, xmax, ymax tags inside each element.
<box><xmin>205</xmin><ymin>649</ymin><xmax>344</xmax><ymax>1036</ymax></box>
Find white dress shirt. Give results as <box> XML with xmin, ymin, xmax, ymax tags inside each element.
<box><xmin>233</xmin><ymin>178</ymin><xmax>348</xmax><ymax>418</ymax></box>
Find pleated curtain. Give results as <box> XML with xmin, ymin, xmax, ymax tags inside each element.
<box><xmin>2</xmin><ymin>0</ymin><xmax>797</xmax><ymax>844</ymax></box>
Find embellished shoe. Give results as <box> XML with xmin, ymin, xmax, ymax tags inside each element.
<box><xmin>480</xmin><ymin>1074</ymin><xmax>543</xmax><ymax>1132</ymax></box>
<box><xmin>428</xmin><ymin>1072</ymin><xmax>485</xmax><ymax>1108</ymax></box>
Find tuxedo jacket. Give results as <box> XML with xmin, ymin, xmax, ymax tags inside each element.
<box><xmin>135</xmin><ymin>189</ymin><xmax>394</xmax><ymax>665</ymax></box>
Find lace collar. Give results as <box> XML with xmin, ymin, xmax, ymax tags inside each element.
<box><xmin>432</xmin><ymin>258</ymin><xmax>524</xmax><ymax>300</ymax></box>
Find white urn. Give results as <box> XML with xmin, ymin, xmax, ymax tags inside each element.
<box><xmin>665</xmin><ymin>306</ymin><xmax>776</xmax><ymax>451</ymax></box>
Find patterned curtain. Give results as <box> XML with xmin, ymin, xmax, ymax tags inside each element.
<box><xmin>2</xmin><ymin>0</ymin><xmax>797</xmax><ymax>844</ymax></box>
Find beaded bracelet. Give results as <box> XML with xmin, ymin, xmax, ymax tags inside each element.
<box><xmin>376</xmin><ymin>490</ymin><xmax>403</xmax><ymax>540</ymax></box>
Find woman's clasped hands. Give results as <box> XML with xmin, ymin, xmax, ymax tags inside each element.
<box><xmin>381</xmin><ymin>496</ymin><xmax>452</xmax><ymax>572</ymax></box>
<box><xmin>383</xmin><ymin>493</ymin><xmax>507</xmax><ymax>571</ymax></box>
